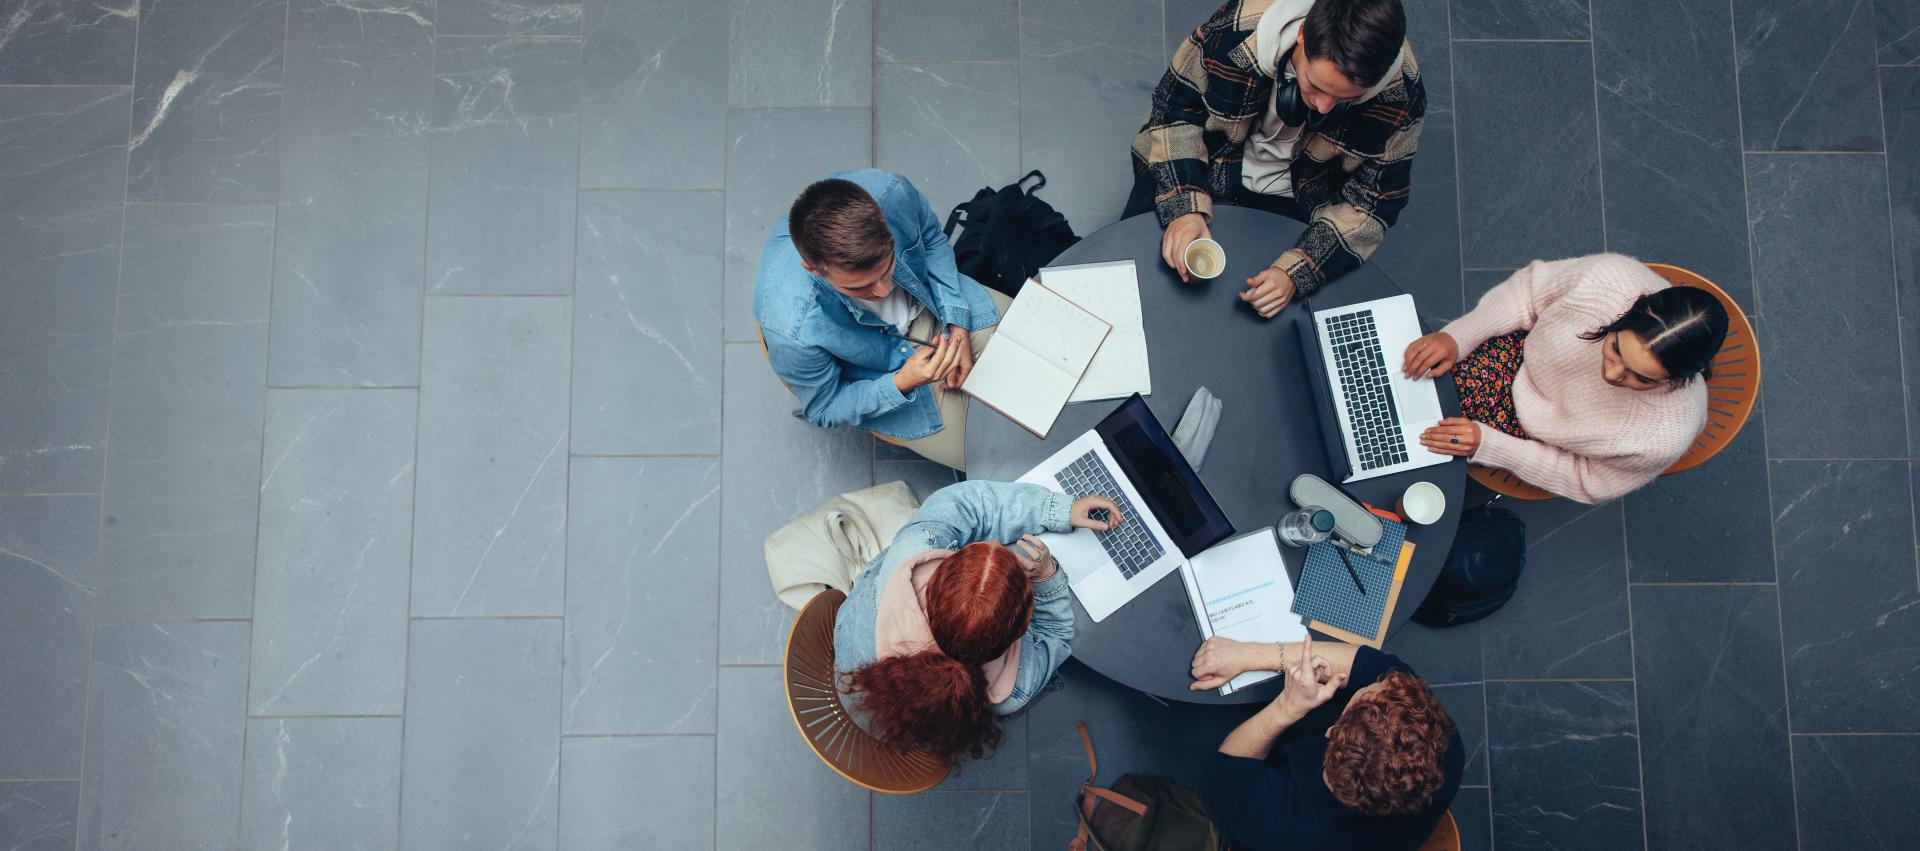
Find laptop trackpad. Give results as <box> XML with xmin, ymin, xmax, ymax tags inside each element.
<box><xmin>1394</xmin><ymin>374</ymin><xmax>1444</xmax><ymax>424</ymax></box>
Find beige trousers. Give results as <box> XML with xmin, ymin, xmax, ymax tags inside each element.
<box><xmin>881</xmin><ymin>287</ymin><xmax>1015</xmax><ymax>470</ymax></box>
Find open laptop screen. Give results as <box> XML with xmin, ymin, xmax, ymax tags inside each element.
<box><xmin>1095</xmin><ymin>395</ymin><xmax>1234</xmax><ymax>558</ymax></box>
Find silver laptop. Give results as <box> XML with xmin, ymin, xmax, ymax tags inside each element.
<box><xmin>1014</xmin><ymin>395</ymin><xmax>1236</xmax><ymax>622</ymax></box>
<box><xmin>1016</xmin><ymin>431</ymin><xmax>1187</xmax><ymax>622</ymax></box>
<box><xmin>1306</xmin><ymin>293</ymin><xmax>1451</xmax><ymax>482</ymax></box>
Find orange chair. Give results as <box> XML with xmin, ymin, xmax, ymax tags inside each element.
<box><xmin>1419</xmin><ymin>811</ymin><xmax>1462</xmax><ymax>851</ymax></box>
<box><xmin>1468</xmin><ymin>263</ymin><xmax>1760</xmax><ymax>501</ymax></box>
<box><xmin>782</xmin><ymin>589</ymin><xmax>950</xmax><ymax>794</ymax></box>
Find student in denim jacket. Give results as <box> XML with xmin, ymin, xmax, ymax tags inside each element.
<box><xmin>754</xmin><ymin>170</ymin><xmax>1008</xmax><ymax>470</ymax></box>
<box><xmin>834</xmin><ymin>480</ymin><xmax>1118</xmax><ymax>767</ymax></box>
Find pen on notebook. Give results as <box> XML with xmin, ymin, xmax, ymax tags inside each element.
<box><xmin>1336</xmin><ymin>546</ymin><xmax>1368</xmax><ymax>596</ymax></box>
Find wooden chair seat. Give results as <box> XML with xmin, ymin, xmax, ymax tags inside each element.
<box><xmin>782</xmin><ymin>589</ymin><xmax>949</xmax><ymax>794</ymax></box>
<box><xmin>1469</xmin><ymin>263</ymin><xmax>1760</xmax><ymax>501</ymax></box>
<box><xmin>1418</xmin><ymin>811</ymin><xmax>1462</xmax><ymax>851</ymax></box>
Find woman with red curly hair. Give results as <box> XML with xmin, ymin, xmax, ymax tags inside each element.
<box><xmin>833</xmin><ymin>481</ymin><xmax>1121</xmax><ymax>768</ymax></box>
<box><xmin>1189</xmin><ymin>633</ymin><xmax>1463</xmax><ymax>849</ymax></box>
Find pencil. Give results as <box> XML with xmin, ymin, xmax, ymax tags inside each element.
<box><xmin>1337</xmin><ymin>546</ymin><xmax>1368</xmax><ymax>595</ymax></box>
<box><xmin>884</xmin><ymin>328</ymin><xmax>939</xmax><ymax>348</ymax></box>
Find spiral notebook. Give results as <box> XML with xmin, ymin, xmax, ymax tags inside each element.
<box><xmin>1288</xmin><ymin>508</ymin><xmax>1414</xmax><ymax>648</ymax></box>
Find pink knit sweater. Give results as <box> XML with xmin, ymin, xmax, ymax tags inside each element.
<box><xmin>1440</xmin><ymin>254</ymin><xmax>1706</xmax><ymax>504</ymax></box>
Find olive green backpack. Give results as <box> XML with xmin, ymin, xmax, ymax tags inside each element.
<box><xmin>1070</xmin><ymin>722</ymin><xmax>1228</xmax><ymax>851</ymax></box>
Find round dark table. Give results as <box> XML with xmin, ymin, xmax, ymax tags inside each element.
<box><xmin>966</xmin><ymin>206</ymin><xmax>1465</xmax><ymax>705</ymax></box>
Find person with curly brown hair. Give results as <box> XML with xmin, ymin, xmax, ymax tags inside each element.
<box><xmin>1188</xmin><ymin>633</ymin><xmax>1462</xmax><ymax>849</ymax></box>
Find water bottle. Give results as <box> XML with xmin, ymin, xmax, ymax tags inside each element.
<box><xmin>1277</xmin><ymin>506</ymin><xmax>1336</xmax><ymax>548</ymax></box>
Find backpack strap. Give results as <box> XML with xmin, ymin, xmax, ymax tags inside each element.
<box><xmin>1071</xmin><ymin>722</ymin><xmax>1149</xmax><ymax>851</ymax></box>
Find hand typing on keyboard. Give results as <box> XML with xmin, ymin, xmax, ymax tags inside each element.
<box><xmin>1070</xmin><ymin>495</ymin><xmax>1122</xmax><ymax>531</ymax></box>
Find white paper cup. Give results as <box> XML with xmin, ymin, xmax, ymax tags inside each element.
<box><xmin>1397</xmin><ymin>481</ymin><xmax>1445</xmax><ymax>525</ymax></box>
<box><xmin>1183</xmin><ymin>238</ymin><xmax>1226</xmax><ymax>280</ymax></box>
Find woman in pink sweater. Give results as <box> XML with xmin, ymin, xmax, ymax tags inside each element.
<box><xmin>1399</xmin><ymin>254</ymin><xmax>1729</xmax><ymax>504</ymax></box>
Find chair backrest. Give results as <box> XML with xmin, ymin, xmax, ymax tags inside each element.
<box><xmin>782</xmin><ymin>589</ymin><xmax>950</xmax><ymax>794</ymax></box>
<box><xmin>1418</xmin><ymin>811</ymin><xmax>1462</xmax><ymax>851</ymax></box>
<box><xmin>1468</xmin><ymin>263</ymin><xmax>1760</xmax><ymax>500</ymax></box>
<box><xmin>1644</xmin><ymin>263</ymin><xmax>1760</xmax><ymax>475</ymax></box>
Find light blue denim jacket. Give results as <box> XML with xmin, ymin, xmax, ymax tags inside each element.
<box><xmin>834</xmin><ymin>481</ymin><xmax>1077</xmax><ymax>717</ymax></box>
<box><xmin>753</xmin><ymin>169</ymin><xmax>1002</xmax><ymax>440</ymax></box>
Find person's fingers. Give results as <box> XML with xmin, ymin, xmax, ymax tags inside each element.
<box><xmin>1191</xmin><ymin>676</ymin><xmax>1229</xmax><ymax>691</ymax></box>
<box><xmin>1321</xmin><ymin>673</ymin><xmax>1350</xmax><ymax>698</ymax></box>
<box><xmin>934</xmin><ymin>339</ymin><xmax>962</xmax><ymax>376</ymax></box>
<box><xmin>1091</xmin><ymin>495</ymin><xmax>1120</xmax><ymax>526</ymax></box>
<box><xmin>1075</xmin><ymin>500</ymin><xmax>1113</xmax><ymax>531</ymax></box>
<box><xmin>1406</xmin><ymin>344</ymin><xmax>1439</xmax><ymax>378</ymax></box>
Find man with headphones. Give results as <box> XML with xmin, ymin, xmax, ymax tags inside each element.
<box><xmin>1127</xmin><ymin>0</ymin><xmax>1424</xmax><ymax>318</ymax></box>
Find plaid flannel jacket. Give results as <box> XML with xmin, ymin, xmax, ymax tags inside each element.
<box><xmin>1131</xmin><ymin>0</ymin><xmax>1425</xmax><ymax>295</ymax></box>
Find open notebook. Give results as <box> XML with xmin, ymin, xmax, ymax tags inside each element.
<box><xmin>1037</xmin><ymin>260</ymin><xmax>1152</xmax><ymax>403</ymax></box>
<box><xmin>962</xmin><ymin>280</ymin><xmax>1111</xmax><ymax>437</ymax></box>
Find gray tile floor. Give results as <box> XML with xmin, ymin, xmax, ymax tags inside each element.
<box><xmin>1</xmin><ymin>0</ymin><xmax>1916</xmax><ymax>848</ymax></box>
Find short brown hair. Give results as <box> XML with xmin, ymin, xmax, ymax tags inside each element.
<box><xmin>1323</xmin><ymin>669</ymin><xmax>1453</xmax><ymax>816</ymax></box>
<box><xmin>788</xmin><ymin>178</ymin><xmax>893</xmax><ymax>272</ymax></box>
<box><xmin>1303</xmin><ymin>0</ymin><xmax>1408</xmax><ymax>88</ymax></box>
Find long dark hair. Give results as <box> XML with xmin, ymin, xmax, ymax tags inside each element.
<box><xmin>844</xmin><ymin>543</ymin><xmax>1033</xmax><ymax>767</ymax></box>
<box><xmin>1577</xmin><ymin>287</ymin><xmax>1729</xmax><ymax>385</ymax></box>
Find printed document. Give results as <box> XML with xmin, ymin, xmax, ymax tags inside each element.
<box><xmin>1179</xmin><ymin>530</ymin><xmax>1309</xmax><ymax>694</ymax></box>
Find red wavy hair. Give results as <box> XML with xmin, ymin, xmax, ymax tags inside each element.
<box><xmin>1323</xmin><ymin>670</ymin><xmax>1455</xmax><ymax>816</ymax></box>
<box><xmin>844</xmin><ymin>542</ymin><xmax>1033</xmax><ymax>767</ymax></box>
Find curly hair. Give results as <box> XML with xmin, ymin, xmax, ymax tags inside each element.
<box><xmin>843</xmin><ymin>543</ymin><xmax>1033</xmax><ymax>767</ymax></box>
<box><xmin>1322</xmin><ymin>669</ymin><xmax>1454</xmax><ymax>816</ymax></box>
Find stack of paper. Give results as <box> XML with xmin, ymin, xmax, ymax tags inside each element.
<box><xmin>1178</xmin><ymin>530</ymin><xmax>1308</xmax><ymax>694</ymax></box>
<box><xmin>1039</xmin><ymin>260</ymin><xmax>1153</xmax><ymax>403</ymax></box>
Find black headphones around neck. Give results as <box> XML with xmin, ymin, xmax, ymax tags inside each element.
<box><xmin>1273</xmin><ymin>70</ymin><xmax>1347</xmax><ymax>127</ymax></box>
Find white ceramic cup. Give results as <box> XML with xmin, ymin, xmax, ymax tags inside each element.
<box><xmin>1398</xmin><ymin>481</ymin><xmax>1445</xmax><ymax>526</ymax></box>
<box><xmin>1183</xmin><ymin>237</ymin><xmax>1226</xmax><ymax>280</ymax></box>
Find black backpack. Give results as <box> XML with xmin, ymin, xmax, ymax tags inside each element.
<box><xmin>1413</xmin><ymin>505</ymin><xmax>1527</xmax><ymax>627</ymax></box>
<box><xmin>1070</xmin><ymin>723</ymin><xmax>1227</xmax><ymax>851</ymax></box>
<box><xmin>944</xmin><ymin>170</ymin><xmax>1080</xmax><ymax>297</ymax></box>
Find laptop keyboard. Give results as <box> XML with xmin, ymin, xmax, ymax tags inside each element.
<box><xmin>1054</xmin><ymin>451</ymin><xmax>1165</xmax><ymax>579</ymax></box>
<box><xmin>1326</xmin><ymin>310</ymin><xmax>1409</xmax><ymax>472</ymax></box>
